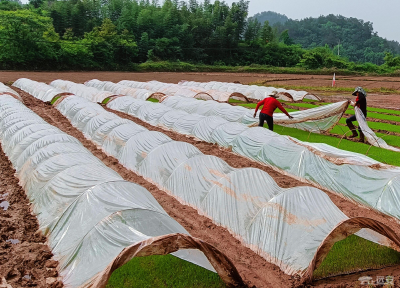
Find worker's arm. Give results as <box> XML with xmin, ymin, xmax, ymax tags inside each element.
<box><xmin>253</xmin><ymin>100</ymin><xmax>264</xmax><ymax>117</ymax></box>
<box><xmin>276</xmin><ymin>101</ymin><xmax>294</xmax><ymax>119</ymax></box>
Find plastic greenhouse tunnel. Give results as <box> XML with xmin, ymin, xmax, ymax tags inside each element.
<box><xmin>0</xmin><ymin>93</ymin><xmax>244</xmax><ymax>288</ymax></box>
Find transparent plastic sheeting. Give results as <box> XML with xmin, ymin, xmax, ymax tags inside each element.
<box><xmin>118</xmin><ymin>79</ymin><xmax>245</xmax><ymax>102</ymax></box>
<box><xmin>50</xmin><ymin>79</ymin><xmax>116</xmax><ymax>103</ymax></box>
<box><xmin>161</xmin><ymin>96</ymin><xmax>348</xmax><ymax>133</ymax></box>
<box><xmin>105</xmin><ymin>96</ymin><xmax>400</xmax><ymax>221</ymax></box>
<box><xmin>355</xmin><ymin>107</ymin><xmax>400</xmax><ymax>153</ymax></box>
<box><xmin>84</xmin><ymin>79</ymin><xmax>161</xmax><ymax>101</ymax></box>
<box><xmin>12</xmin><ymin>78</ymin><xmax>70</xmax><ymax>102</ymax></box>
<box><xmin>86</xmin><ymin>79</ymin><xmax>347</xmax><ymax>133</ymax></box>
<box><xmin>179</xmin><ymin>80</ymin><xmax>321</xmax><ymax>102</ymax></box>
<box><xmin>53</xmin><ymin>95</ymin><xmax>393</xmax><ymax>277</ymax></box>
<box><xmin>0</xmin><ymin>95</ymin><xmax>216</xmax><ymax>287</ymax></box>
<box><xmin>0</xmin><ymin>83</ymin><xmax>21</xmax><ymax>100</ymax></box>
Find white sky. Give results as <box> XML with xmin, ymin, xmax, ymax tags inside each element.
<box><xmin>224</xmin><ymin>0</ymin><xmax>400</xmax><ymax>42</ymax></box>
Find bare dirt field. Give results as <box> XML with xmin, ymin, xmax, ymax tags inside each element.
<box><xmin>4</xmin><ymin>87</ymin><xmax>400</xmax><ymax>287</ymax></box>
<box><xmin>1</xmin><ymin>70</ymin><xmax>399</xmax><ymax>109</ymax></box>
<box><xmin>1</xmin><ymin>71</ymin><xmax>400</xmax><ymax>89</ymax></box>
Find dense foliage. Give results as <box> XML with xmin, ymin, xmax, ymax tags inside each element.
<box><xmin>254</xmin><ymin>12</ymin><xmax>400</xmax><ymax>65</ymax></box>
<box><xmin>1</xmin><ymin>0</ymin><xmax>400</xmax><ymax>73</ymax></box>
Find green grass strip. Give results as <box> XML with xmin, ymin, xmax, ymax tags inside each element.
<box><xmin>345</xmin><ymin>110</ymin><xmax>400</xmax><ymax>122</ymax></box>
<box><xmin>106</xmin><ymin>255</ymin><xmax>225</xmax><ymax>288</ymax></box>
<box><xmin>147</xmin><ymin>98</ymin><xmax>160</xmax><ymax>103</ymax></box>
<box><xmin>366</xmin><ymin>107</ymin><xmax>400</xmax><ymax>116</ymax></box>
<box><xmin>282</xmin><ymin>102</ymin><xmax>320</xmax><ymax>109</ymax></box>
<box><xmin>102</xmin><ymin>97</ymin><xmax>112</xmax><ymax>104</ymax></box>
<box><xmin>50</xmin><ymin>96</ymin><xmax>61</xmax><ymax>105</ymax></box>
<box><xmin>228</xmin><ymin>98</ymin><xmax>243</xmax><ymax>103</ymax></box>
<box><xmin>273</xmin><ymin>124</ymin><xmax>400</xmax><ymax>166</ymax></box>
<box><xmin>314</xmin><ymin>235</ymin><xmax>400</xmax><ymax>279</ymax></box>
<box><xmin>338</xmin><ymin>118</ymin><xmax>400</xmax><ymax>134</ymax></box>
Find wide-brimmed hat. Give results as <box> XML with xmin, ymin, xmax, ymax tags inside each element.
<box><xmin>352</xmin><ymin>86</ymin><xmax>367</xmax><ymax>97</ymax></box>
<box><xmin>269</xmin><ymin>91</ymin><xmax>279</xmax><ymax>98</ymax></box>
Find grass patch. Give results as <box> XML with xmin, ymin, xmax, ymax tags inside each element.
<box><xmin>137</xmin><ymin>61</ymin><xmax>370</xmax><ymax>75</ymax></box>
<box><xmin>106</xmin><ymin>254</ymin><xmax>225</xmax><ymax>288</ymax></box>
<box><xmin>273</xmin><ymin>124</ymin><xmax>400</xmax><ymax>166</ymax></box>
<box><xmin>313</xmin><ymin>235</ymin><xmax>400</xmax><ymax>279</ymax></box>
<box><xmin>338</xmin><ymin>118</ymin><xmax>400</xmax><ymax>134</ymax></box>
<box><xmin>50</xmin><ymin>96</ymin><xmax>61</xmax><ymax>105</ymax></box>
<box><xmin>147</xmin><ymin>98</ymin><xmax>160</xmax><ymax>103</ymax></box>
<box><xmin>345</xmin><ymin>110</ymin><xmax>400</xmax><ymax>122</ymax></box>
<box><xmin>366</xmin><ymin>107</ymin><xmax>400</xmax><ymax>116</ymax></box>
<box><xmin>228</xmin><ymin>98</ymin><xmax>244</xmax><ymax>103</ymax></box>
<box><xmin>283</xmin><ymin>102</ymin><xmax>319</xmax><ymax>109</ymax></box>
<box><xmin>102</xmin><ymin>97</ymin><xmax>112</xmax><ymax>104</ymax></box>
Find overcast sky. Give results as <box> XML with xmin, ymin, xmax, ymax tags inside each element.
<box><xmin>223</xmin><ymin>0</ymin><xmax>400</xmax><ymax>42</ymax></box>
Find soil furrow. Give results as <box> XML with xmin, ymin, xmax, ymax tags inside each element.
<box><xmin>0</xmin><ymin>133</ymin><xmax>62</xmax><ymax>287</ymax></box>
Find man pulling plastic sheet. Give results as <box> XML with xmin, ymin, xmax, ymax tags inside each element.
<box><xmin>253</xmin><ymin>91</ymin><xmax>294</xmax><ymax>131</ymax></box>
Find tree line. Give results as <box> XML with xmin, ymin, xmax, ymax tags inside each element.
<box><xmin>1</xmin><ymin>0</ymin><xmax>400</xmax><ymax>72</ymax></box>
<box><xmin>253</xmin><ymin>12</ymin><xmax>400</xmax><ymax>66</ymax></box>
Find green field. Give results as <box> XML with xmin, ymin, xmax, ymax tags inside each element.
<box><xmin>314</xmin><ymin>235</ymin><xmax>400</xmax><ymax>279</ymax></box>
<box><xmin>106</xmin><ymin>255</ymin><xmax>225</xmax><ymax>288</ymax></box>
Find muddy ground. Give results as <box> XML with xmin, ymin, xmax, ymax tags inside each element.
<box><xmin>0</xmin><ymin>140</ymin><xmax>62</xmax><ymax>286</ymax></box>
<box><xmin>2</xmin><ymin>86</ymin><xmax>399</xmax><ymax>287</ymax></box>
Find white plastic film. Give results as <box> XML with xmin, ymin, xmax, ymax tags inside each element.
<box><xmin>13</xmin><ymin>78</ymin><xmax>70</xmax><ymax>102</ymax></box>
<box><xmin>179</xmin><ymin>80</ymin><xmax>321</xmax><ymax>102</ymax></box>
<box><xmin>47</xmin><ymin>93</ymin><xmax>394</xmax><ymax>277</ymax></box>
<box><xmin>0</xmin><ymin>95</ymin><xmax>216</xmax><ymax>287</ymax></box>
<box><xmin>355</xmin><ymin>106</ymin><xmax>400</xmax><ymax>153</ymax></box>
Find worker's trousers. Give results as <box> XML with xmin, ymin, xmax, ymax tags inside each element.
<box><xmin>259</xmin><ymin>113</ymin><xmax>274</xmax><ymax>131</ymax></box>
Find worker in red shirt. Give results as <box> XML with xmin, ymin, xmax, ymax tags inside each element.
<box><xmin>253</xmin><ymin>91</ymin><xmax>293</xmax><ymax>131</ymax></box>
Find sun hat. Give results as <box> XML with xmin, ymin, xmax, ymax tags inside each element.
<box><xmin>269</xmin><ymin>91</ymin><xmax>279</xmax><ymax>98</ymax></box>
<box><xmin>352</xmin><ymin>86</ymin><xmax>367</xmax><ymax>97</ymax></box>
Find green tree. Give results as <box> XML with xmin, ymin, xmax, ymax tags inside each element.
<box><xmin>0</xmin><ymin>10</ymin><xmax>59</xmax><ymax>68</ymax></box>
<box><xmin>83</xmin><ymin>18</ymin><xmax>138</xmax><ymax>67</ymax></box>
<box><xmin>279</xmin><ymin>29</ymin><xmax>293</xmax><ymax>45</ymax></box>
<box><xmin>261</xmin><ymin>20</ymin><xmax>275</xmax><ymax>44</ymax></box>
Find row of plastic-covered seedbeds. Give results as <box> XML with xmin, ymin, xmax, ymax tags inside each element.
<box><xmin>5</xmin><ymin>79</ymin><xmax>400</xmax><ymax>286</ymax></box>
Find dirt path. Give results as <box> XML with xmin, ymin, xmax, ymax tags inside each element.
<box><xmin>0</xmin><ymin>140</ymin><xmax>62</xmax><ymax>287</ymax></box>
<box><xmin>11</xmin><ymin>87</ymin><xmax>400</xmax><ymax>287</ymax></box>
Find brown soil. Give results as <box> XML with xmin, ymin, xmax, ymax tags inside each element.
<box><xmin>0</xmin><ymin>142</ymin><xmax>62</xmax><ymax>286</ymax></box>
<box><xmin>6</xmin><ymin>87</ymin><xmax>400</xmax><ymax>287</ymax></box>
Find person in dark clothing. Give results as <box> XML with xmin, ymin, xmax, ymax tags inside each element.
<box><xmin>253</xmin><ymin>91</ymin><xmax>293</xmax><ymax>131</ymax></box>
<box><xmin>346</xmin><ymin>86</ymin><xmax>367</xmax><ymax>142</ymax></box>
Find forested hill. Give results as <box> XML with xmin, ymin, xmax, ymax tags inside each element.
<box><xmin>253</xmin><ymin>12</ymin><xmax>400</xmax><ymax>65</ymax></box>
<box><xmin>251</xmin><ymin>11</ymin><xmax>288</xmax><ymax>26</ymax></box>
<box><xmin>1</xmin><ymin>0</ymin><xmax>400</xmax><ymax>72</ymax></box>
